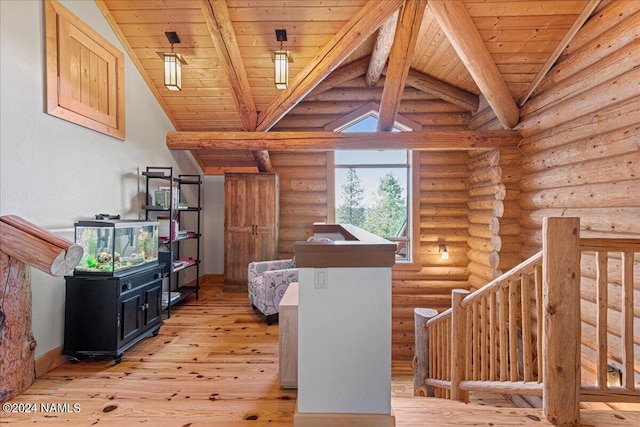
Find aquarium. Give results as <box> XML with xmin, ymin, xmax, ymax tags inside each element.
<box><xmin>74</xmin><ymin>220</ymin><xmax>159</xmax><ymax>276</ymax></box>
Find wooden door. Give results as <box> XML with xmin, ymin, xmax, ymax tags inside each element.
<box><xmin>224</xmin><ymin>173</ymin><xmax>279</xmax><ymax>282</ymax></box>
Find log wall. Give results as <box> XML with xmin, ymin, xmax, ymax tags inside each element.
<box><xmin>391</xmin><ymin>151</ymin><xmax>471</xmax><ymax>359</ymax></box>
<box><xmin>516</xmin><ymin>0</ymin><xmax>640</xmax><ymax>390</ymax></box>
<box><xmin>270</xmin><ymin>152</ymin><xmax>329</xmax><ymax>258</ymax></box>
<box><xmin>270</xmin><ymin>150</ymin><xmax>471</xmax><ymax>360</ymax></box>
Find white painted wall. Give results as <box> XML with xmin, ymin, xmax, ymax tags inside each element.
<box><xmin>203</xmin><ymin>176</ymin><xmax>225</xmax><ymax>275</ymax></box>
<box><xmin>0</xmin><ymin>0</ymin><xmax>212</xmax><ymax>357</ymax></box>
<box><xmin>297</xmin><ymin>267</ymin><xmax>392</xmax><ymax>414</ymax></box>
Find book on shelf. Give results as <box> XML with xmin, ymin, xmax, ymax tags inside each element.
<box><xmin>162</xmin><ymin>291</ymin><xmax>180</xmax><ymax>305</ymax></box>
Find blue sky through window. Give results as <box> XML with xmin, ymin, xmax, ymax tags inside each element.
<box><xmin>335</xmin><ymin>116</ymin><xmax>408</xmax><ymax>211</ymax></box>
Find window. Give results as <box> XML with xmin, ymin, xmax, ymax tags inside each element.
<box><xmin>332</xmin><ymin>114</ymin><xmax>418</xmax><ymax>264</ymax></box>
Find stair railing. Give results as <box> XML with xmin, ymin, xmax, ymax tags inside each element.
<box><xmin>423</xmin><ymin>217</ymin><xmax>640</xmax><ymax>426</ymax></box>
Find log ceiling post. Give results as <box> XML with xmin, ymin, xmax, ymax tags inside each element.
<box><xmin>365</xmin><ymin>11</ymin><xmax>398</xmax><ymax>87</ymax></box>
<box><xmin>377</xmin><ymin>0</ymin><xmax>427</xmax><ymax>131</ymax></box>
<box><xmin>200</xmin><ymin>0</ymin><xmax>273</xmax><ymax>172</ymax></box>
<box><xmin>256</xmin><ymin>0</ymin><xmax>403</xmax><ymax>132</ymax></box>
<box><xmin>429</xmin><ymin>0</ymin><xmax>519</xmax><ymax>129</ymax></box>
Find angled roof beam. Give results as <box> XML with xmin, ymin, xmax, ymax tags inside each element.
<box><xmin>256</xmin><ymin>0</ymin><xmax>404</xmax><ymax>132</ymax></box>
<box><xmin>365</xmin><ymin>11</ymin><xmax>398</xmax><ymax>87</ymax></box>
<box><xmin>377</xmin><ymin>0</ymin><xmax>428</xmax><ymax>131</ymax></box>
<box><xmin>200</xmin><ymin>0</ymin><xmax>257</xmax><ymax>130</ymax></box>
<box><xmin>308</xmin><ymin>56</ymin><xmax>371</xmax><ymax>97</ymax></box>
<box><xmin>200</xmin><ymin>0</ymin><xmax>273</xmax><ymax>172</ymax></box>
<box><xmin>429</xmin><ymin>0</ymin><xmax>519</xmax><ymax>129</ymax></box>
<box><xmin>404</xmin><ymin>68</ymin><xmax>478</xmax><ymax>111</ymax></box>
<box><xmin>167</xmin><ymin>130</ymin><xmax>521</xmax><ymax>151</ymax></box>
<box><xmin>517</xmin><ymin>0</ymin><xmax>601</xmax><ymax>106</ymax></box>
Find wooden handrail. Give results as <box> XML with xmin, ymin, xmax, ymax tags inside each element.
<box><xmin>421</xmin><ymin>217</ymin><xmax>640</xmax><ymax>426</ymax></box>
<box><xmin>0</xmin><ymin>215</ymin><xmax>83</xmax><ymax>276</ymax></box>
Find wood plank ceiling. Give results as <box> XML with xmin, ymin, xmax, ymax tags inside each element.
<box><xmin>96</xmin><ymin>0</ymin><xmax>601</xmax><ymax>174</ymax></box>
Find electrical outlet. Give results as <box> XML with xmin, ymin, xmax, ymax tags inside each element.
<box><xmin>314</xmin><ymin>268</ymin><xmax>328</xmax><ymax>289</ymax></box>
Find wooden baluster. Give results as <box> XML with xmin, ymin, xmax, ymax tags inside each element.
<box><xmin>489</xmin><ymin>291</ymin><xmax>497</xmax><ymax>381</ymax></box>
<box><xmin>521</xmin><ymin>273</ymin><xmax>533</xmax><ymax>382</ymax></box>
<box><xmin>535</xmin><ymin>264</ymin><xmax>543</xmax><ymax>383</ymax></box>
<box><xmin>621</xmin><ymin>252</ymin><xmax>634</xmax><ymax>391</ymax></box>
<box><xmin>542</xmin><ymin>217</ymin><xmax>581</xmax><ymax>426</ymax></box>
<box><xmin>466</xmin><ymin>305</ymin><xmax>472</xmax><ymax>381</ymax></box>
<box><xmin>596</xmin><ymin>251</ymin><xmax>608</xmax><ymax>390</ymax></box>
<box><xmin>472</xmin><ymin>301</ymin><xmax>480</xmax><ymax>380</ymax></box>
<box><xmin>508</xmin><ymin>279</ymin><xmax>519</xmax><ymax>381</ymax></box>
<box><xmin>480</xmin><ymin>296</ymin><xmax>488</xmax><ymax>381</ymax></box>
<box><xmin>499</xmin><ymin>284</ymin><xmax>509</xmax><ymax>381</ymax></box>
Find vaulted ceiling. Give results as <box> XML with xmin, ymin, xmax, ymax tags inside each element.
<box><xmin>96</xmin><ymin>0</ymin><xmax>604</xmax><ymax>174</ymax></box>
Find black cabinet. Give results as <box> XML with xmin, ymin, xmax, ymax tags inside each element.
<box><xmin>63</xmin><ymin>265</ymin><xmax>164</xmax><ymax>363</ymax></box>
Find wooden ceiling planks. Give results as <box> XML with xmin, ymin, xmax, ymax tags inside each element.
<box><xmin>97</xmin><ymin>0</ymin><xmax>602</xmax><ymax>172</ymax></box>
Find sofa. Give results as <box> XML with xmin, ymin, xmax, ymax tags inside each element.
<box><xmin>248</xmin><ymin>258</ymin><xmax>298</xmax><ymax>324</ymax></box>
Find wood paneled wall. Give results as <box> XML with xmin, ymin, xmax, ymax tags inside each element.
<box><xmin>516</xmin><ymin>0</ymin><xmax>640</xmax><ymax>386</ymax></box>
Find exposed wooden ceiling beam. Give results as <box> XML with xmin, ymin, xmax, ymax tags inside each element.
<box><xmin>429</xmin><ymin>0</ymin><xmax>519</xmax><ymax>129</ymax></box>
<box><xmin>199</xmin><ymin>0</ymin><xmax>272</xmax><ymax>172</ymax></box>
<box><xmin>377</xmin><ymin>0</ymin><xmax>428</xmax><ymax>131</ymax></box>
<box><xmin>517</xmin><ymin>0</ymin><xmax>601</xmax><ymax>106</ymax></box>
<box><xmin>308</xmin><ymin>56</ymin><xmax>371</xmax><ymax>97</ymax></box>
<box><xmin>200</xmin><ymin>0</ymin><xmax>257</xmax><ymax>131</ymax></box>
<box><xmin>365</xmin><ymin>11</ymin><xmax>398</xmax><ymax>87</ymax></box>
<box><xmin>256</xmin><ymin>0</ymin><xmax>404</xmax><ymax>132</ymax></box>
<box><xmin>167</xmin><ymin>130</ymin><xmax>521</xmax><ymax>151</ymax></box>
<box><xmin>404</xmin><ymin>69</ymin><xmax>479</xmax><ymax>112</ymax></box>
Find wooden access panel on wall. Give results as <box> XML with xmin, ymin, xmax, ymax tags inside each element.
<box><xmin>45</xmin><ymin>0</ymin><xmax>125</xmax><ymax>140</ymax></box>
<box><xmin>224</xmin><ymin>173</ymin><xmax>279</xmax><ymax>283</ymax></box>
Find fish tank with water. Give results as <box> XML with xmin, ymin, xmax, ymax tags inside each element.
<box><xmin>74</xmin><ymin>220</ymin><xmax>159</xmax><ymax>276</ymax></box>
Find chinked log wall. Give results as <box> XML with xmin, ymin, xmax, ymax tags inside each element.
<box><xmin>517</xmin><ymin>1</ymin><xmax>639</xmax><ymax>390</ymax></box>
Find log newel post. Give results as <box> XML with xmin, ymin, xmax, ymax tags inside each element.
<box><xmin>451</xmin><ymin>289</ymin><xmax>470</xmax><ymax>402</ymax></box>
<box><xmin>413</xmin><ymin>307</ymin><xmax>438</xmax><ymax>397</ymax></box>
<box><xmin>0</xmin><ymin>215</ymin><xmax>83</xmax><ymax>403</ymax></box>
<box><xmin>542</xmin><ymin>217</ymin><xmax>581</xmax><ymax>426</ymax></box>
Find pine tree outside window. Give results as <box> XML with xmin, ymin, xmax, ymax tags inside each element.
<box><xmin>333</xmin><ymin>115</ymin><xmax>415</xmax><ymax>263</ymax></box>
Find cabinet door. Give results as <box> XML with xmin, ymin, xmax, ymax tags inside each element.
<box><xmin>120</xmin><ymin>291</ymin><xmax>142</xmax><ymax>344</ymax></box>
<box><xmin>144</xmin><ymin>282</ymin><xmax>162</xmax><ymax>327</ymax></box>
<box><xmin>224</xmin><ymin>173</ymin><xmax>279</xmax><ymax>282</ymax></box>
<box><xmin>253</xmin><ymin>175</ymin><xmax>279</xmax><ymax>261</ymax></box>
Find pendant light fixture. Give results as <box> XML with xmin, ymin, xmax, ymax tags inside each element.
<box><xmin>163</xmin><ymin>32</ymin><xmax>185</xmax><ymax>91</ymax></box>
<box><xmin>274</xmin><ymin>29</ymin><xmax>289</xmax><ymax>90</ymax></box>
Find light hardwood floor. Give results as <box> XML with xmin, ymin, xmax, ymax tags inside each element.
<box><xmin>4</xmin><ymin>278</ymin><xmax>639</xmax><ymax>426</ymax></box>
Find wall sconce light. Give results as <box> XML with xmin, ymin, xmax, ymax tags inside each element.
<box><xmin>162</xmin><ymin>32</ymin><xmax>186</xmax><ymax>91</ymax></box>
<box><xmin>274</xmin><ymin>29</ymin><xmax>290</xmax><ymax>90</ymax></box>
<box><xmin>439</xmin><ymin>244</ymin><xmax>449</xmax><ymax>260</ymax></box>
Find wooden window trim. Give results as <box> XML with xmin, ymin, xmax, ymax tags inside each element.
<box><xmin>45</xmin><ymin>0</ymin><xmax>125</xmax><ymax>140</ymax></box>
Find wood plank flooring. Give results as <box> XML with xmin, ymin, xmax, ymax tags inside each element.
<box><xmin>4</xmin><ymin>278</ymin><xmax>640</xmax><ymax>426</ymax></box>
